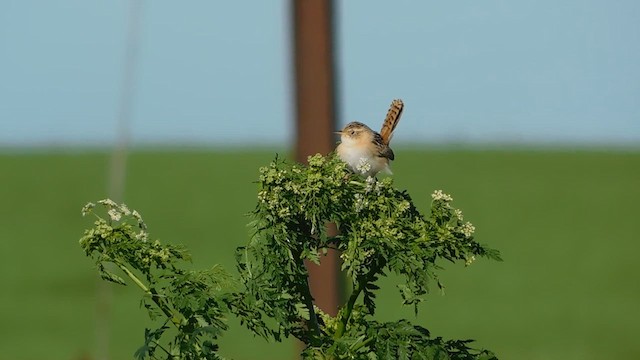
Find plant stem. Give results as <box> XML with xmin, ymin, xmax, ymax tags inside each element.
<box><xmin>334</xmin><ymin>278</ymin><xmax>364</xmax><ymax>339</ymax></box>
<box><xmin>300</xmin><ymin>275</ymin><xmax>321</xmax><ymax>344</ymax></box>
<box><xmin>335</xmin><ymin>264</ymin><xmax>381</xmax><ymax>340</ymax></box>
<box><xmin>117</xmin><ymin>262</ymin><xmax>150</xmax><ymax>292</ymax></box>
<box><xmin>152</xmin><ymin>340</ymin><xmax>174</xmax><ymax>359</ymax></box>
<box><xmin>115</xmin><ymin>262</ymin><xmax>182</xmax><ymax>328</ymax></box>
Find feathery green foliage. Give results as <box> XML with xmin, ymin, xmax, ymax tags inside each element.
<box><xmin>79</xmin><ymin>153</ymin><xmax>501</xmax><ymax>359</ymax></box>
<box><xmin>79</xmin><ymin>200</ymin><xmax>233</xmax><ymax>360</ymax></box>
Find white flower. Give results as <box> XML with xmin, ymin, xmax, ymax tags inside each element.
<box><xmin>431</xmin><ymin>190</ymin><xmax>453</xmax><ymax>201</ymax></box>
<box><xmin>356</xmin><ymin>158</ymin><xmax>372</xmax><ymax>175</ymax></box>
<box><xmin>460</xmin><ymin>222</ymin><xmax>475</xmax><ymax>237</ymax></box>
<box><xmin>465</xmin><ymin>255</ymin><xmax>476</xmax><ymax>266</ymax></box>
<box><xmin>135</xmin><ymin>231</ymin><xmax>148</xmax><ymax>242</ymax></box>
<box><xmin>132</xmin><ymin>210</ymin><xmax>147</xmax><ymax>230</ymax></box>
<box><xmin>354</xmin><ymin>193</ymin><xmax>368</xmax><ymax>212</ymax></box>
<box><xmin>119</xmin><ymin>204</ymin><xmax>131</xmax><ymax>216</ymax></box>
<box><xmin>364</xmin><ymin>176</ymin><xmax>376</xmax><ymax>193</ymax></box>
<box><xmin>454</xmin><ymin>209</ymin><xmax>464</xmax><ymax>220</ymax></box>
<box><xmin>81</xmin><ymin>202</ymin><xmax>95</xmax><ymax>216</ymax></box>
<box><xmin>98</xmin><ymin>198</ymin><xmax>118</xmax><ymax>207</ymax></box>
<box><xmin>107</xmin><ymin>208</ymin><xmax>122</xmax><ymax>222</ymax></box>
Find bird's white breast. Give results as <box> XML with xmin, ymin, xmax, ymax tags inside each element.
<box><xmin>337</xmin><ymin>138</ymin><xmax>390</xmax><ymax>177</ymax></box>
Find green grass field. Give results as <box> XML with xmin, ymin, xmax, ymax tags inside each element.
<box><xmin>1</xmin><ymin>148</ymin><xmax>638</xmax><ymax>359</ymax></box>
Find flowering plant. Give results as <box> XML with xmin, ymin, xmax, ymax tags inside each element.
<box><xmin>79</xmin><ymin>153</ymin><xmax>501</xmax><ymax>359</ymax></box>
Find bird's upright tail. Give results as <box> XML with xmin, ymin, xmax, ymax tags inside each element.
<box><xmin>379</xmin><ymin>99</ymin><xmax>404</xmax><ymax>145</ymax></box>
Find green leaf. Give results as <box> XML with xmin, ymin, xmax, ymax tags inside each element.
<box><xmin>98</xmin><ymin>268</ymin><xmax>126</xmax><ymax>286</ymax></box>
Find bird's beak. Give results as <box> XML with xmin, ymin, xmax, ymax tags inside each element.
<box><xmin>334</xmin><ymin>131</ymin><xmax>343</xmax><ymax>135</ymax></box>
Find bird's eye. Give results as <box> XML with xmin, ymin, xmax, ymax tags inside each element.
<box><xmin>350</xmin><ymin>130</ymin><xmax>355</xmax><ymax>135</ymax></box>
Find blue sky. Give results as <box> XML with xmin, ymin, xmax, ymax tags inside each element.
<box><xmin>1</xmin><ymin>0</ymin><xmax>639</xmax><ymax>147</ymax></box>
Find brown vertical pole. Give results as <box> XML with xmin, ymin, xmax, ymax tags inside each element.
<box><xmin>291</xmin><ymin>0</ymin><xmax>340</xmax><ymax>316</ymax></box>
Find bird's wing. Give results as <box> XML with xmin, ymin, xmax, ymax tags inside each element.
<box><xmin>373</xmin><ymin>132</ymin><xmax>395</xmax><ymax>160</ymax></box>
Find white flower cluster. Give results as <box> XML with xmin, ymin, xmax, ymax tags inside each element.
<box><xmin>356</xmin><ymin>158</ymin><xmax>372</xmax><ymax>175</ymax></box>
<box><xmin>460</xmin><ymin>222</ymin><xmax>476</xmax><ymax>238</ymax></box>
<box><xmin>465</xmin><ymin>255</ymin><xmax>476</xmax><ymax>266</ymax></box>
<box><xmin>96</xmin><ymin>199</ymin><xmax>131</xmax><ymax>222</ymax></box>
<box><xmin>363</xmin><ymin>176</ymin><xmax>375</xmax><ymax>192</ymax></box>
<box><xmin>81</xmin><ymin>202</ymin><xmax>95</xmax><ymax>216</ymax></box>
<box><xmin>132</xmin><ymin>209</ymin><xmax>143</xmax><ymax>224</ymax></box>
<box><xmin>131</xmin><ymin>210</ymin><xmax>148</xmax><ymax>235</ymax></box>
<box><xmin>87</xmin><ymin>198</ymin><xmax>148</xmax><ymax>240</ymax></box>
<box><xmin>98</xmin><ymin>198</ymin><xmax>118</xmax><ymax>207</ymax></box>
<box><xmin>363</xmin><ymin>176</ymin><xmax>386</xmax><ymax>196</ymax></box>
<box><xmin>354</xmin><ymin>193</ymin><xmax>369</xmax><ymax>212</ymax></box>
<box><xmin>107</xmin><ymin>208</ymin><xmax>122</xmax><ymax>221</ymax></box>
<box><xmin>120</xmin><ymin>204</ymin><xmax>131</xmax><ymax>216</ymax></box>
<box><xmin>454</xmin><ymin>209</ymin><xmax>464</xmax><ymax>221</ymax></box>
<box><xmin>365</xmin><ymin>175</ymin><xmax>375</xmax><ymax>186</ymax></box>
<box><xmin>431</xmin><ymin>190</ymin><xmax>453</xmax><ymax>201</ymax></box>
<box><xmin>135</xmin><ymin>230</ymin><xmax>148</xmax><ymax>241</ymax></box>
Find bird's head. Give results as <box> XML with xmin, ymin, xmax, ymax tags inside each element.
<box><xmin>335</xmin><ymin>122</ymin><xmax>372</xmax><ymax>143</ymax></box>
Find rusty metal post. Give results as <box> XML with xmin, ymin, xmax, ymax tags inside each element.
<box><xmin>291</xmin><ymin>0</ymin><xmax>340</xmax><ymax>316</ymax></box>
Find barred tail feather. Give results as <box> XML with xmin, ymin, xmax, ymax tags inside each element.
<box><xmin>379</xmin><ymin>99</ymin><xmax>404</xmax><ymax>145</ymax></box>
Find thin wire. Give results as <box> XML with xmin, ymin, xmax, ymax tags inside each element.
<box><xmin>96</xmin><ymin>1</ymin><xmax>144</xmax><ymax>359</ymax></box>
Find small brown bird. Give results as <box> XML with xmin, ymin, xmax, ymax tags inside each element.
<box><xmin>336</xmin><ymin>99</ymin><xmax>404</xmax><ymax>177</ymax></box>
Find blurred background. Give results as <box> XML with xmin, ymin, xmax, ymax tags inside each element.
<box><xmin>1</xmin><ymin>1</ymin><xmax>639</xmax><ymax>359</ymax></box>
